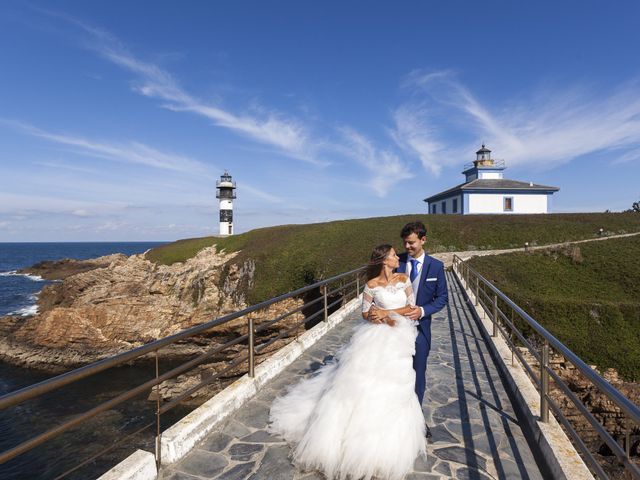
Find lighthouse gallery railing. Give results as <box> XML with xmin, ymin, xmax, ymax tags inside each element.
<box><xmin>0</xmin><ymin>266</ymin><xmax>365</xmax><ymax>479</ymax></box>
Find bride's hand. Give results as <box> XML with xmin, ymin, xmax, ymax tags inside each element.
<box><xmin>384</xmin><ymin>316</ymin><xmax>396</xmax><ymax>327</ymax></box>
<box><xmin>368</xmin><ymin>307</ymin><xmax>384</xmax><ymax>324</ymax></box>
<box><xmin>406</xmin><ymin>306</ymin><xmax>421</xmax><ymax>321</ymax></box>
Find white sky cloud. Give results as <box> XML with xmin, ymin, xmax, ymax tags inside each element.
<box><xmin>339</xmin><ymin>127</ymin><xmax>414</xmax><ymax>197</ymax></box>
<box><xmin>1</xmin><ymin>119</ymin><xmax>210</xmax><ymax>173</ymax></box>
<box><xmin>45</xmin><ymin>11</ymin><xmax>328</xmax><ymax>166</ymax></box>
<box><xmin>395</xmin><ymin>71</ymin><xmax>640</xmax><ymax>174</ymax></box>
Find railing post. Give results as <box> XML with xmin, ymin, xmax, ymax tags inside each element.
<box><xmin>625</xmin><ymin>418</ymin><xmax>631</xmax><ymax>458</ymax></box>
<box><xmin>356</xmin><ymin>274</ymin><xmax>360</xmax><ymax>297</ymax></box>
<box><xmin>154</xmin><ymin>350</ymin><xmax>162</xmax><ymax>467</ymax></box>
<box><xmin>248</xmin><ymin>317</ymin><xmax>255</xmax><ymax>378</ymax></box>
<box><xmin>466</xmin><ymin>264</ymin><xmax>470</xmax><ymax>288</ymax></box>
<box><xmin>474</xmin><ymin>276</ymin><xmax>479</xmax><ymax>306</ymax></box>
<box><xmin>492</xmin><ymin>294</ymin><xmax>498</xmax><ymax>337</ymax></box>
<box><xmin>323</xmin><ymin>284</ymin><xmax>328</xmax><ymax>321</ymax></box>
<box><xmin>541</xmin><ymin>340</ymin><xmax>549</xmax><ymax>423</ymax></box>
<box><xmin>511</xmin><ymin>310</ymin><xmax>515</xmax><ymax>366</ymax></box>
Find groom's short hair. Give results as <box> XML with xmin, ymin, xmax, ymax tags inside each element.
<box><xmin>401</xmin><ymin>221</ymin><xmax>427</xmax><ymax>239</ymax></box>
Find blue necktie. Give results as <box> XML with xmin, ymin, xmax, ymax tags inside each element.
<box><xmin>409</xmin><ymin>258</ymin><xmax>419</xmax><ymax>283</ymax></box>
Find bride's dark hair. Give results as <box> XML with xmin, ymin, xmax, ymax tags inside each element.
<box><xmin>365</xmin><ymin>244</ymin><xmax>393</xmax><ymax>281</ymax></box>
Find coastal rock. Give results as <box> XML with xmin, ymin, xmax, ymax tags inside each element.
<box><xmin>0</xmin><ymin>246</ymin><xmax>271</xmax><ymax>370</ymax></box>
<box><xmin>18</xmin><ymin>254</ymin><xmax>127</xmax><ymax>281</ymax></box>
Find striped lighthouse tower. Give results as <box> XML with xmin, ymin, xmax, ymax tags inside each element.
<box><xmin>216</xmin><ymin>171</ymin><xmax>236</xmax><ymax>236</ymax></box>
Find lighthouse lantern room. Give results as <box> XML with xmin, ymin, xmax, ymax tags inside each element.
<box><xmin>216</xmin><ymin>171</ymin><xmax>236</xmax><ymax>235</ymax></box>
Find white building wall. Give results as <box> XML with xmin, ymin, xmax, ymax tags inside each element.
<box><xmin>219</xmin><ymin>222</ymin><xmax>232</xmax><ymax>235</ymax></box>
<box><xmin>430</xmin><ymin>195</ymin><xmax>463</xmax><ymax>214</ymax></box>
<box><xmin>477</xmin><ymin>171</ymin><xmax>503</xmax><ymax>179</ymax></box>
<box><xmin>219</xmin><ymin>199</ymin><xmax>234</xmax><ymax>235</ymax></box>
<box><xmin>468</xmin><ymin>193</ymin><xmax>548</xmax><ymax>214</ymax></box>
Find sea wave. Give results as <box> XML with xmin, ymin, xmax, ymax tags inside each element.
<box><xmin>8</xmin><ymin>293</ymin><xmax>40</xmax><ymax>317</ymax></box>
<box><xmin>0</xmin><ymin>270</ymin><xmax>44</xmax><ymax>281</ymax></box>
<box><xmin>11</xmin><ymin>304</ymin><xmax>39</xmax><ymax>317</ymax></box>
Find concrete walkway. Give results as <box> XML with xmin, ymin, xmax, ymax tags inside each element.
<box><xmin>159</xmin><ymin>272</ymin><xmax>546</xmax><ymax>480</ymax></box>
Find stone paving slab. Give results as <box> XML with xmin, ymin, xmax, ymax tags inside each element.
<box><xmin>160</xmin><ymin>271</ymin><xmax>545</xmax><ymax>479</ymax></box>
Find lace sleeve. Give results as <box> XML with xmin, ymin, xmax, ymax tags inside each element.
<box><xmin>404</xmin><ymin>280</ymin><xmax>416</xmax><ymax>307</ymax></box>
<box><xmin>362</xmin><ymin>284</ymin><xmax>374</xmax><ymax>313</ymax></box>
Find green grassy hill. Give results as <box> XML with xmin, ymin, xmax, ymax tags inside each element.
<box><xmin>468</xmin><ymin>235</ymin><xmax>640</xmax><ymax>381</ymax></box>
<box><xmin>147</xmin><ymin>212</ymin><xmax>640</xmax><ymax>304</ymax></box>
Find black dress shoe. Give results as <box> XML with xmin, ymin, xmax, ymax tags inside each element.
<box><xmin>425</xmin><ymin>424</ymin><xmax>432</xmax><ymax>439</ymax></box>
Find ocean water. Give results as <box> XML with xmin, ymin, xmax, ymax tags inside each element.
<box><xmin>0</xmin><ymin>242</ymin><xmax>185</xmax><ymax>480</ymax></box>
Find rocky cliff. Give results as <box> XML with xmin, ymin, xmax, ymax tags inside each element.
<box><xmin>0</xmin><ymin>246</ymin><xmax>263</xmax><ymax>371</ymax></box>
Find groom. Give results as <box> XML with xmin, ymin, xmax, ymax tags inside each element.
<box><xmin>398</xmin><ymin>221</ymin><xmax>448</xmax><ymax>435</ymax></box>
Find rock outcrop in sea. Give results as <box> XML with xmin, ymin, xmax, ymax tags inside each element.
<box><xmin>0</xmin><ymin>246</ymin><xmax>264</xmax><ymax>372</ymax></box>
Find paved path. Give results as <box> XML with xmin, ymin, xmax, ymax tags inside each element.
<box><xmin>435</xmin><ymin>231</ymin><xmax>640</xmax><ymax>268</ymax></box>
<box><xmin>160</xmin><ymin>272</ymin><xmax>545</xmax><ymax>480</ymax></box>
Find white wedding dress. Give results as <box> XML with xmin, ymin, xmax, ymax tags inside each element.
<box><xmin>268</xmin><ymin>278</ymin><xmax>426</xmax><ymax>480</ymax></box>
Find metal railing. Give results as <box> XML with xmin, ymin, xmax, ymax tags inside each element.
<box><xmin>0</xmin><ymin>266</ymin><xmax>365</xmax><ymax>479</ymax></box>
<box><xmin>462</xmin><ymin>159</ymin><xmax>506</xmax><ymax>171</ymax></box>
<box><xmin>452</xmin><ymin>254</ymin><xmax>640</xmax><ymax>479</ymax></box>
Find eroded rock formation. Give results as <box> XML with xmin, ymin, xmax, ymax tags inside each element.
<box><xmin>0</xmin><ymin>246</ymin><xmax>268</xmax><ymax>371</ymax></box>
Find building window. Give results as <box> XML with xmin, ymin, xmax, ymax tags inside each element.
<box><xmin>442</xmin><ymin>201</ymin><xmax>447</xmax><ymax>214</ymax></box>
<box><xmin>453</xmin><ymin>198</ymin><xmax>458</xmax><ymax>213</ymax></box>
<box><xmin>504</xmin><ymin>197</ymin><xmax>513</xmax><ymax>212</ymax></box>
<box><xmin>432</xmin><ymin>204</ymin><xmax>436</xmax><ymax>214</ymax></box>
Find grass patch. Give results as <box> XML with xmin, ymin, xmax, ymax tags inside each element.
<box><xmin>146</xmin><ymin>212</ymin><xmax>640</xmax><ymax>304</ymax></box>
<box><xmin>469</xmin><ymin>235</ymin><xmax>640</xmax><ymax>380</ymax></box>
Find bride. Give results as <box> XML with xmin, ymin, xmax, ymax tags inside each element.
<box><xmin>268</xmin><ymin>244</ymin><xmax>426</xmax><ymax>480</ymax></box>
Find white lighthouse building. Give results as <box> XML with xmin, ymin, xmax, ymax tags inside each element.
<box><xmin>424</xmin><ymin>145</ymin><xmax>559</xmax><ymax>214</ymax></box>
<box><xmin>216</xmin><ymin>171</ymin><xmax>236</xmax><ymax>235</ymax></box>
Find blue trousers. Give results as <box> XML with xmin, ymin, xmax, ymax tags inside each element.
<box><xmin>413</xmin><ymin>320</ymin><xmax>431</xmax><ymax>406</ymax></box>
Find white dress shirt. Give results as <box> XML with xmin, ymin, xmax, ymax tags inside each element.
<box><xmin>406</xmin><ymin>252</ymin><xmax>426</xmax><ymax>318</ymax></box>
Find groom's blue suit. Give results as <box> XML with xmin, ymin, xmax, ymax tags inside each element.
<box><xmin>397</xmin><ymin>252</ymin><xmax>448</xmax><ymax>405</ymax></box>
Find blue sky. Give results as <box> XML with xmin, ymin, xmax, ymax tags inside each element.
<box><xmin>1</xmin><ymin>1</ymin><xmax>639</xmax><ymax>241</ymax></box>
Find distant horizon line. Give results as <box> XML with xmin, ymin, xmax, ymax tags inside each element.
<box><xmin>0</xmin><ymin>240</ymin><xmax>171</xmax><ymax>244</ymax></box>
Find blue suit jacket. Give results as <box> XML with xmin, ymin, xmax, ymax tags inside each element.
<box><xmin>397</xmin><ymin>252</ymin><xmax>448</xmax><ymax>329</ymax></box>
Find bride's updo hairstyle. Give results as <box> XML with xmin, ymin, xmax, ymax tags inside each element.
<box><xmin>366</xmin><ymin>244</ymin><xmax>393</xmax><ymax>281</ymax></box>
